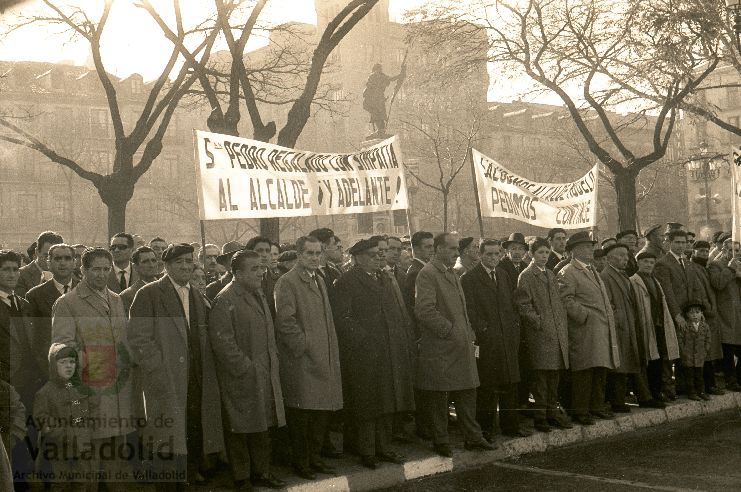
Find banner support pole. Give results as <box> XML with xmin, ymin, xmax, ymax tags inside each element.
<box><xmin>200</xmin><ymin>220</ymin><xmax>207</xmax><ymax>261</ymax></box>
<box><xmin>469</xmin><ymin>147</ymin><xmax>485</xmax><ymax>238</ymax></box>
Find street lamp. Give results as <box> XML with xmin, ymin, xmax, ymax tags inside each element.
<box><xmin>687</xmin><ymin>143</ymin><xmax>729</xmax><ymax>224</ymax></box>
<box><xmin>727</xmin><ymin>0</ymin><xmax>741</xmax><ymax>52</ymax></box>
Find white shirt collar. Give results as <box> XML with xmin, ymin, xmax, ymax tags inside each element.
<box><xmin>574</xmin><ymin>258</ymin><xmax>590</xmax><ymax>269</ymax></box>
<box><xmin>113</xmin><ymin>263</ymin><xmax>131</xmax><ymax>275</ymax></box>
<box><xmin>481</xmin><ymin>264</ymin><xmax>495</xmax><ymax>276</ymax></box>
<box><xmin>52</xmin><ymin>278</ymin><xmax>73</xmax><ymax>294</ymax></box>
<box><xmin>0</xmin><ymin>290</ymin><xmax>11</xmax><ymax>305</ymax></box>
<box><xmin>552</xmin><ymin>250</ymin><xmax>563</xmax><ymax>260</ymax></box>
<box><xmin>670</xmin><ymin>251</ymin><xmax>684</xmax><ymax>263</ymax></box>
<box><xmin>169</xmin><ymin>277</ymin><xmax>190</xmax><ymax>291</ymax></box>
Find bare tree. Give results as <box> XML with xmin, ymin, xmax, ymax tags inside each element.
<box><xmin>410</xmin><ymin>0</ymin><xmax>719</xmax><ymax>229</ymax></box>
<box><xmin>0</xmin><ymin>0</ymin><xmax>220</xmax><ymax>236</ymax></box>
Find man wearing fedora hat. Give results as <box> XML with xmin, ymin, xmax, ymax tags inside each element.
<box><xmin>500</xmin><ymin>233</ymin><xmax>529</xmax><ymax>293</ymax></box>
<box><xmin>558</xmin><ymin>231</ymin><xmax>619</xmax><ymax>425</ymax></box>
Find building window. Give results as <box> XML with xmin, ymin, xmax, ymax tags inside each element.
<box><xmin>727</xmin><ymin>86</ymin><xmax>740</xmax><ymax>108</ymax></box>
<box><xmin>131</xmin><ymin>77</ymin><xmax>142</xmax><ymax>94</ymax></box>
<box><xmin>90</xmin><ymin>108</ymin><xmax>110</xmax><ymax>137</ymax></box>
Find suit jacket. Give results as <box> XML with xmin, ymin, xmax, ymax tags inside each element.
<box><xmin>0</xmin><ymin>297</ymin><xmax>26</xmax><ymax>397</ymax></box>
<box><xmin>499</xmin><ymin>257</ymin><xmax>528</xmax><ymax>293</ymax></box>
<box><xmin>514</xmin><ymin>264</ymin><xmax>569</xmax><ymax>370</ymax></box>
<box><xmin>334</xmin><ymin>267</ymin><xmax>415</xmax><ymax>420</ymax></box>
<box><xmin>600</xmin><ymin>266</ymin><xmax>641</xmax><ymax>373</ymax></box>
<box><xmin>15</xmin><ymin>261</ymin><xmax>42</xmax><ymax>298</ymax></box>
<box><xmin>120</xmin><ymin>278</ymin><xmax>147</xmax><ymax>316</ymax></box>
<box><xmin>50</xmin><ymin>281</ymin><xmax>134</xmax><ymax>440</ymax></box>
<box><xmin>403</xmin><ymin>258</ymin><xmax>426</xmax><ymax>338</ymax></box>
<box><xmin>106</xmin><ymin>265</ymin><xmax>139</xmax><ymax>294</ymax></box>
<box><xmin>127</xmin><ymin>276</ymin><xmax>224</xmax><ymax>455</ymax></box>
<box><xmin>461</xmin><ymin>263</ymin><xmax>520</xmax><ymax>386</ymax></box>
<box><xmin>414</xmin><ymin>259</ymin><xmax>479</xmax><ymax>391</ymax></box>
<box><xmin>23</xmin><ymin>279</ymin><xmax>78</xmax><ymax>386</ymax></box>
<box><xmin>208</xmin><ymin>282</ymin><xmax>285</xmax><ymax>434</ymax></box>
<box><xmin>557</xmin><ymin>260</ymin><xmax>619</xmax><ymax>371</ymax></box>
<box><xmin>317</xmin><ymin>262</ymin><xmax>343</xmax><ymax>306</ymax></box>
<box><xmin>654</xmin><ymin>252</ymin><xmax>694</xmax><ymax>320</ymax></box>
<box><xmin>206</xmin><ymin>272</ymin><xmax>232</xmax><ymax>301</ymax></box>
<box><xmin>274</xmin><ymin>267</ymin><xmax>343</xmax><ymax>411</ymax></box>
<box><xmin>546</xmin><ymin>251</ymin><xmax>564</xmax><ymax>271</ymax></box>
<box><xmin>708</xmin><ymin>259</ymin><xmax>741</xmax><ymax>345</ymax></box>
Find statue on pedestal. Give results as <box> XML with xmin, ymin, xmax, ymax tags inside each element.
<box><xmin>362</xmin><ymin>63</ymin><xmax>406</xmax><ymax>140</ymax></box>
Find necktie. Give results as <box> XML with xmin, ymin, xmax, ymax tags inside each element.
<box><xmin>489</xmin><ymin>270</ymin><xmax>497</xmax><ymax>285</ymax></box>
<box><xmin>9</xmin><ymin>294</ymin><xmax>19</xmax><ymax>313</ymax></box>
<box><xmin>589</xmin><ymin>265</ymin><xmax>600</xmax><ymax>283</ymax></box>
<box><xmin>119</xmin><ymin>271</ymin><xmax>127</xmax><ymax>290</ymax></box>
<box><xmin>63</xmin><ymin>285</ymin><xmax>69</xmax><ymax>294</ymax></box>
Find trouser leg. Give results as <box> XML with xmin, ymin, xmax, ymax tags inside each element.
<box><xmin>451</xmin><ymin>389</ymin><xmax>484</xmax><ymax>444</ymax></box>
<box><xmin>375</xmin><ymin>414</ymin><xmax>393</xmax><ymax>455</ymax></box>
<box><xmin>589</xmin><ymin>368</ymin><xmax>607</xmax><ymax>413</ymax></box>
<box><xmin>634</xmin><ymin>366</ymin><xmax>653</xmax><ymax>402</ymax></box>
<box><xmin>693</xmin><ymin>368</ymin><xmax>705</xmax><ymax>396</ymax></box>
<box><xmin>646</xmin><ymin>359</ymin><xmax>662</xmax><ymax>398</ymax></box>
<box><xmin>531</xmin><ymin>370</ymin><xmax>548</xmax><ymax>422</ymax></box>
<box><xmin>497</xmin><ymin>384</ymin><xmax>520</xmax><ymax>434</ymax></box>
<box><xmin>570</xmin><ymin>369</ymin><xmax>593</xmax><ymax>417</ymax></box>
<box><xmin>661</xmin><ymin>359</ymin><xmax>675</xmax><ymax>396</ymax></box>
<box><xmin>683</xmin><ymin>366</ymin><xmax>697</xmax><ymax>396</ymax></box>
<box><xmin>703</xmin><ymin>360</ymin><xmax>717</xmax><ymax>392</ymax></box>
<box><xmin>308</xmin><ymin>411</ymin><xmax>329</xmax><ymax>466</ymax></box>
<box><xmin>475</xmin><ymin>384</ymin><xmax>495</xmax><ymax>435</ymax></box>
<box><xmin>224</xmin><ymin>431</ymin><xmax>251</xmax><ymax>481</ymax></box>
<box><xmin>545</xmin><ymin>371</ymin><xmax>561</xmax><ymax>419</ymax></box>
<box><xmin>423</xmin><ymin>390</ymin><xmax>450</xmax><ymax>445</ymax></box>
<box><xmin>286</xmin><ymin>407</ymin><xmax>310</xmax><ymax>469</ymax></box>
<box><xmin>607</xmin><ymin>372</ymin><xmax>627</xmax><ymax>407</ymax></box>
<box><xmin>355</xmin><ymin>419</ymin><xmax>377</xmax><ymax>457</ymax></box>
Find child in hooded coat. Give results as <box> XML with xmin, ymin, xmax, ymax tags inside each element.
<box><xmin>33</xmin><ymin>342</ymin><xmax>97</xmax><ymax>490</ymax></box>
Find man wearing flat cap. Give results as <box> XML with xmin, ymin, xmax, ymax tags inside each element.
<box><xmin>128</xmin><ymin>243</ymin><xmax>224</xmax><ymax>489</ymax></box>
<box><xmin>558</xmin><ymin>232</ymin><xmax>619</xmax><ymax>425</ymax></box>
<box><xmin>453</xmin><ymin>237</ymin><xmax>479</xmax><ymax>278</ymax></box>
<box><xmin>334</xmin><ymin>239</ymin><xmax>415</xmax><ymax>469</ymax></box>
<box><xmin>205</xmin><ymin>241</ymin><xmax>243</xmax><ymax>301</ymax></box>
<box><xmin>638</xmin><ymin>224</ymin><xmax>664</xmax><ymax>260</ymax></box>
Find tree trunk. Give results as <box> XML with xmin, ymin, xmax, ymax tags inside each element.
<box><xmin>614</xmin><ymin>170</ymin><xmax>638</xmax><ymax>232</ymax></box>
<box><xmin>97</xmin><ymin>173</ymin><xmax>135</xmax><ymax>238</ymax></box>
<box><xmin>442</xmin><ymin>191</ymin><xmax>449</xmax><ymax>232</ymax></box>
<box><xmin>261</xmin><ymin>218</ymin><xmax>280</xmax><ymax>242</ymax></box>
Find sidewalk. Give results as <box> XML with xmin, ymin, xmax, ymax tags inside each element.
<box><xmin>269</xmin><ymin>392</ymin><xmax>741</xmax><ymax>492</ymax></box>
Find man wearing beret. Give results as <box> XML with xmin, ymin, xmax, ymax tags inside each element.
<box><xmin>631</xmin><ymin>251</ymin><xmax>680</xmax><ymax>402</ymax></box>
<box><xmin>601</xmin><ymin>243</ymin><xmax>662</xmax><ymax>411</ymax></box>
<box><xmin>453</xmin><ymin>237</ymin><xmax>479</xmax><ymax>278</ymax></box>
<box><xmin>128</xmin><ymin>243</ymin><xmax>224</xmax><ymax>489</ymax></box>
<box><xmin>415</xmin><ymin>233</ymin><xmax>493</xmax><ymax>456</ymax></box>
<box><xmin>558</xmin><ymin>232</ymin><xmax>619</xmax><ymax>425</ymax></box>
<box><xmin>616</xmin><ymin>230</ymin><xmax>639</xmax><ymax>277</ymax></box>
<box><xmin>334</xmin><ymin>239</ymin><xmax>415</xmax><ymax>469</ymax></box>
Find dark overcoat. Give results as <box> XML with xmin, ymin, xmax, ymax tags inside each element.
<box><xmin>414</xmin><ymin>260</ymin><xmax>479</xmax><ymax>391</ymax></box>
<box><xmin>120</xmin><ymin>278</ymin><xmax>147</xmax><ymax>316</ymax></box>
<box><xmin>600</xmin><ymin>266</ymin><xmax>642</xmax><ymax>373</ymax></box>
<box><xmin>654</xmin><ymin>253</ymin><xmax>694</xmax><ymax>321</ymax></box>
<box><xmin>558</xmin><ymin>260</ymin><xmax>619</xmax><ymax>371</ymax></box>
<box><xmin>127</xmin><ymin>276</ymin><xmax>224</xmax><ymax>456</ymax></box>
<box><xmin>274</xmin><ymin>266</ymin><xmax>343</xmax><ymax>411</ymax></box>
<box><xmin>208</xmin><ymin>282</ymin><xmax>285</xmax><ymax>434</ymax></box>
<box><xmin>708</xmin><ymin>259</ymin><xmax>741</xmax><ymax>345</ymax></box>
<box><xmin>334</xmin><ymin>267</ymin><xmax>415</xmax><ymax>421</ymax></box>
<box><xmin>15</xmin><ymin>261</ymin><xmax>42</xmax><ymax>298</ymax></box>
<box><xmin>689</xmin><ymin>262</ymin><xmax>723</xmax><ymax>360</ymax></box>
<box><xmin>498</xmin><ymin>257</ymin><xmax>528</xmax><ymax>293</ymax></box>
<box><xmin>461</xmin><ymin>264</ymin><xmax>520</xmax><ymax>386</ymax></box>
<box><xmin>514</xmin><ymin>264</ymin><xmax>569</xmax><ymax>370</ymax></box>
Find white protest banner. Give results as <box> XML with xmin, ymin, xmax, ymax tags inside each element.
<box><xmin>193</xmin><ymin>131</ymin><xmax>409</xmax><ymax>220</ymax></box>
<box><xmin>471</xmin><ymin>148</ymin><xmax>599</xmax><ymax>229</ymax></box>
<box><xmin>731</xmin><ymin>146</ymin><xmax>741</xmax><ymax>242</ymax></box>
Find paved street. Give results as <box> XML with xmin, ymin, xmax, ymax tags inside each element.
<box><xmin>384</xmin><ymin>409</ymin><xmax>741</xmax><ymax>492</ymax></box>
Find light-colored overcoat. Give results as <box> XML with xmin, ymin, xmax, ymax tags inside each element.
<box><xmin>208</xmin><ymin>281</ymin><xmax>285</xmax><ymax>434</ymax></box>
<box><xmin>127</xmin><ymin>276</ymin><xmax>224</xmax><ymax>456</ymax></box>
<box><xmin>557</xmin><ymin>260</ymin><xmax>619</xmax><ymax>371</ymax></box>
<box><xmin>414</xmin><ymin>259</ymin><xmax>479</xmax><ymax>391</ymax></box>
<box><xmin>708</xmin><ymin>259</ymin><xmax>741</xmax><ymax>345</ymax></box>
<box><xmin>51</xmin><ymin>281</ymin><xmax>134</xmax><ymax>440</ymax></box>
<box><xmin>600</xmin><ymin>266</ymin><xmax>641</xmax><ymax>373</ymax></box>
<box><xmin>515</xmin><ymin>264</ymin><xmax>569</xmax><ymax>370</ymax></box>
<box><xmin>629</xmin><ymin>274</ymin><xmax>680</xmax><ymax>361</ymax></box>
<box><xmin>274</xmin><ymin>266</ymin><xmax>343</xmax><ymax>411</ymax></box>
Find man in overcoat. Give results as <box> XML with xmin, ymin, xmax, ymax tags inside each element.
<box><xmin>558</xmin><ymin>232</ymin><xmax>619</xmax><ymax>425</ymax></box>
<box><xmin>209</xmin><ymin>250</ymin><xmax>285</xmax><ymax>490</ymax></box>
<box><xmin>334</xmin><ymin>239</ymin><xmax>415</xmax><ymax>469</ymax></box>
<box><xmin>462</xmin><ymin>239</ymin><xmax>529</xmax><ymax>438</ymax></box>
<box><xmin>637</xmin><ymin>224</ymin><xmax>665</xmax><ymax>260</ymax></box>
<box><xmin>707</xmin><ymin>239</ymin><xmax>741</xmax><ymax>391</ymax></box>
<box><xmin>128</xmin><ymin>243</ymin><xmax>224</xmax><ymax>489</ymax></box>
<box><xmin>515</xmin><ymin>238</ymin><xmax>571</xmax><ymax>433</ymax></box>
<box><xmin>120</xmin><ymin>246</ymin><xmax>159</xmax><ymax>315</ymax></box>
<box><xmin>51</xmin><ymin>247</ymin><xmax>136</xmax><ymax>489</ymax></box>
<box><xmin>16</xmin><ymin>231</ymin><xmax>63</xmax><ymax>297</ymax></box>
<box><xmin>600</xmin><ymin>243</ymin><xmax>660</xmax><ymax>411</ymax></box>
<box><xmin>415</xmin><ymin>233</ymin><xmax>494</xmax><ymax>457</ymax></box>
<box><xmin>616</xmin><ymin>230</ymin><xmax>639</xmax><ymax>277</ymax></box>
<box><xmin>274</xmin><ymin>236</ymin><xmax>343</xmax><ymax>480</ymax></box>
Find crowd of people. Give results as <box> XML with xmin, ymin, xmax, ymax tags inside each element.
<box><xmin>1</xmin><ymin>222</ymin><xmax>740</xmax><ymax>491</ymax></box>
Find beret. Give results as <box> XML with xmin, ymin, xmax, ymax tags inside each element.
<box><xmin>600</xmin><ymin>237</ymin><xmax>616</xmax><ymax>247</ymax></box>
<box><xmin>603</xmin><ymin>243</ymin><xmax>629</xmax><ymax>255</ymax></box>
<box><xmin>616</xmin><ymin>230</ymin><xmax>638</xmax><ymax>240</ymax></box>
<box><xmin>636</xmin><ymin>251</ymin><xmax>657</xmax><ymax>261</ymax></box>
<box><xmin>593</xmin><ymin>248</ymin><xmax>605</xmax><ymax>259</ymax></box>
<box><xmin>278</xmin><ymin>250</ymin><xmax>297</xmax><ymax>263</ymax></box>
<box><xmin>162</xmin><ymin>243</ymin><xmax>194</xmax><ymax>262</ymax></box>
<box><xmin>644</xmin><ymin>224</ymin><xmax>662</xmax><ymax>236</ymax></box>
<box><xmin>349</xmin><ymin>238</ymin><xmax>379</xmax><ymax>256</ymax></box>
<box><xmin>693</xmin><ymin>240</ymin><xmax>710</xmax><ymax>249</ymax></box>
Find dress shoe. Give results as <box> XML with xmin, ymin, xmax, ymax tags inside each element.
<box><xmin>378</xmin><ymin>451</ymin><xmax>406</xmax><ymax>464</ymax></box>
<box><xmin>708</xmin><ymin>387</ymin><xmax>725</xmax><ymax>396</ymax></box>
<box><xmin>360</xmin><ymin>455</ymin><xmax>379</xmax><ymax>469</ymax></box>
<box><xmin>657</xmin><ymin>392</ymin><xmax>671</xmax><ymax>403</ymax></box>
<box><xmin>573</xmin><ymin>415</ymin><xmax>595</xmax><ymax>426</ymax></box>
<box><xmin>687</xmin><ymin>393</ymin><xmax>701</xmax><ymax>401</ymax></box>
<box><xmin>534</xmin><ymin>420</ymin><xmax>551</xmax><ymax>433</ymax></box>
<box><xmin>320</xmin><ymin>447</ymin><xmax>343</xmax><ymax>459</ymax></box>
<box><xmin>234</xmin><ymin>479</ymin><xmax>254</xmax><ymax>492</ymax></box>
<box><xmin>639</xmin><ymin>399</ymin><xmax>666</xmax><ymax>409</ymax></box>
<box><xmin>611</xmin><ymin>404</ymin><xmax>631</xmax><ymax>413</ymax></box>
<box><xmin>699</xmin><ymin>393</ymin><xmax>711</xmax><ymax>401</ymax></box>
<box><xmin>433</xmin><ymin>443</ymin><xmax>453</xmax><ymax>457</ymax></box>
<box><xmin>310</xmin><ymin>461</ymin><xmax>336</xmax><ymax>475</ymax></box>
<box><xmin>548</xmin><ymin>417</ymin><xmax>574</xmax><ymax>429</ymax></box>
<box><xmin>726</xmin><ymin>382</ymin><xmax>741</xmax><ymax>392</ymax></box>
<box><xmin>293</xmin><ymin>465</ymin><xmax>316</xmax><ymax>480</ymax></box>
<box><xmin>503</xmin><ymin>428</ymin><xmax>533</xmax><ymax>438</ymax></box>
<box><xmin>464</xmin><ymin>440</ymin><xmax>497</xmax><ymax>451</ymax></box>
<box><xmin>252</xmin><ymin>473</ymin><xmax>286</xmax><ymax>489</ymax></box>
<box><xmin>590</xmin><ymin>410</ymin><xmax>614</xmax><ymax>419</ymax></box>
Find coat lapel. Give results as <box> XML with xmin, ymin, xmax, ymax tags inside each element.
<box><xmin>76</xmin><ymin>282</ymin><xmax>111</xmax><ymax>319</ymax></box>
<box><xmin>157</xmin><ymin>277</ymin><xmax>188</xmax><ymax>342</ymax></box>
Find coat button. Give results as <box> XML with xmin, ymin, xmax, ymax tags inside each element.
<box><xmin>179</xmin><ymin>356</ymin><xmax>185</xmax><ymax>363</ymax></box>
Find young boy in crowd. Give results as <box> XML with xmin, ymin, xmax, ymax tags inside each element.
<box><xmin>34</xmin><ymin>343</ymin><xmax>96</xmax><ymax>490</ymax></box>
<box><xmin>677</xmin><ymin>302</ymin><xmax>712</xmax><ymax>401</ymax></box>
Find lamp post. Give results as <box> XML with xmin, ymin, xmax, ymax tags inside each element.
<box><xmin>727</xmin><ymin>0</ymin><xmax>741</xmax><ymax>52</ymax></box>
<box><xmin>687</xmin><ymin>143</ymin><xmax>728</xmax><ymax>224</ymax></box>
